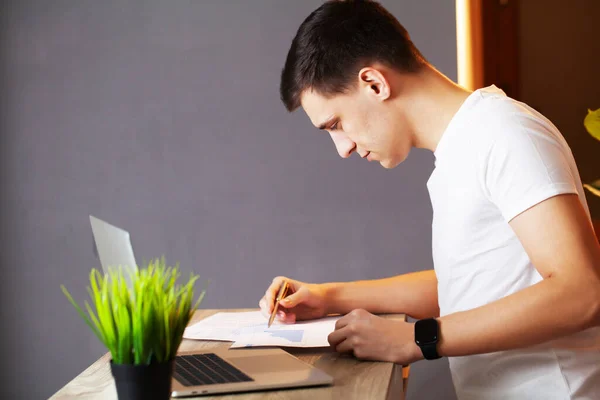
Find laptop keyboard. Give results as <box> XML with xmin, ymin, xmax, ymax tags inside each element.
<box><xmin>174</xmin><ymin>353</ymin><xmax>254</xmax><ymax>387</ymax></box>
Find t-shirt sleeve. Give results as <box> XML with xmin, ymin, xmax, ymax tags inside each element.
<box><xmin>483</xmin><ymin>123</ymin><xmax>578</xmax><ymax>222</ymax></box>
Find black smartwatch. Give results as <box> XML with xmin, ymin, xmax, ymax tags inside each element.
<box><xmin>414</xmin><ymin>318</ymin><xmax>441</xmax><ymax>360</ymax></box>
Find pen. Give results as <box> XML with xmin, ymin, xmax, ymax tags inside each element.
<box><xmin>268</xmin><ymin>280</ymin><xmax>289</xmax><ymax>328</ymax></box>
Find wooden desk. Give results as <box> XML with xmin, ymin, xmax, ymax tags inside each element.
<box><xmin>51</xmin><ymin>309</ymin><xmax>409</xmax><ymax>400</ymax></box>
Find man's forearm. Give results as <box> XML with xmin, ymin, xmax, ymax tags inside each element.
<box><xmin>437</xmin><ymin>276</ymin><xmax>600</xmax><ymax>357</ymax></box>
<box><xmin>322</xmin><ymin>270</ymin><xmax>439</xmax><ymax>319</ymax></box>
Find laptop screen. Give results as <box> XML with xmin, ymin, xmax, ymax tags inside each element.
<box><xmin>89</xmin><ymin>215</ymin><xmax>138</xmax><ymax>278</ymax></box>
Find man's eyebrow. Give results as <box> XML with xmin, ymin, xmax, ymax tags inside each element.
<box><xmin>317</xmin><ymin>116</ymin><xmax>336</xmax><ymax>130</ymax></box>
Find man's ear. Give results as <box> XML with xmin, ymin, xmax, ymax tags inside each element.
<box><xmin>358</xmin><ymin>67</ymin><xmax>391</xmax><ymax>101</ymax></box>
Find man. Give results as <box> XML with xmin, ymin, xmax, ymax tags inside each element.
<box><xmin>258</xmin><ymin>1</ymin><xmax>600</xmax><ymax>399</ymax></box>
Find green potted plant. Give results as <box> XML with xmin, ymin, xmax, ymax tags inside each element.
<box><xmin>583</xmin><ymin>108</ymin><xmax>600</xmax><ymax>239</ymax></box>
<box><xmin>61</xmin><ymin>257</ymin><xmax>205</xmax><ymax>400</ymax></box>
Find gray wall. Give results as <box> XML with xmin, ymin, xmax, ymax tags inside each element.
<box><xmin>0</xmin><ymin>1</ymin><xmax>457</xmax><ymax>399</ymax></box>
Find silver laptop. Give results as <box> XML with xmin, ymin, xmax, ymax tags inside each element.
<box><xmin>90</xmin><ymin>215</ymin><xmax>138</xmax><ymax>274</ymax></box>
<box><xmin>88</xmin><ymin>215</ymin><xmax>333</xmax><ymax>396</ymax></box>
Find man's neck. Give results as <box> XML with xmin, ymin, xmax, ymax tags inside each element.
<box><xmin>397</xmin><ymin>66</ymin><xmax>472</xmax><ymax>153</ymax></box>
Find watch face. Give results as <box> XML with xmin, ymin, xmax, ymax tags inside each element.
<box><xmin>415</xmin><ymin>318</ymin><xmax>438</xmax><ymax>345</ymax></box>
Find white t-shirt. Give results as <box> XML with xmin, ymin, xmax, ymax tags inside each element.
<box><xmin>427</xmin><ymin>85</ymin><xmax>600</xmax><ymax>400</ymax></box>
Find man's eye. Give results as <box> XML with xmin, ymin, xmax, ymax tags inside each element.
<box><xmin>330</xmin><ymin>122</ymin><xmax>339</xmax><ymax>131</ymax></box>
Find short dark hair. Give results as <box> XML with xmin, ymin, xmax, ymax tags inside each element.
<box><xmin>280</xmin><ymin>0</ymin><xmax>427</xmax><ymax>112</ymax></box>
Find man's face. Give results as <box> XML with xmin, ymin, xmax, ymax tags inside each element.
<box><xmin>300</xmin><ymin>86</ymin><xmax>411</xmax><ymax>169</ymax></box>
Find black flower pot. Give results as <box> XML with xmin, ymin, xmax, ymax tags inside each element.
<box><xmin>110</xmin><ymin>360</ymin><xmax>174</xmax><ymax>400</ymax></box>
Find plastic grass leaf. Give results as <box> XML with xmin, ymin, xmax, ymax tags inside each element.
<box><xmin>61</xmin><ymin>285</ymin><xmax>103</xmax><ymax>342</ymax></box>
<box><xmin>61</xmin><ymin>256</ymin><xmax>206</xmax><ymax>365</ymax></box>
<box><xmin>84</xmin><ymin>301</ymin><xmax>106</xmax><ymax>345</ymax></box>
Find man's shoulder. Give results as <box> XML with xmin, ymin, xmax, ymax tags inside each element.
<box><xmin>463</xmin><ymin>93</ymin><xmax>565</xmax><ymax>151</ymax></box>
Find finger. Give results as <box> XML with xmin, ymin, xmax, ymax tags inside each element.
<box><xmin>261</xmin><ymin>296</ymin><xmax>295</xmax><ymax>323</ymax></box>
<box><xmin>278</xmin><ymin>311</ymin><xmax>296</xmax><ymax>324</ymax></box>
<box><xmin>265</xmin><ymin>276</ymin><xmax>288</xmax><ymax>312</ymax></box>
<box><xmin>335</xmin><ymin>339</ymin><xmax>355</xmax><ymax>355</ymax></box>
<box><xmin>280</xmin><ymin>285</ymin><xmax>308</xmax><ymax>308</ymax></box>
<box><xmin>259</xmin><ymin>297</ymin><xmax>270</xmax><ymax>318</ymax></box>
<box><xmin>327</xmin><ymin>326</ymin><xmax>349</xmax><ymax>348</ymax></box>
<box><xmin>334</xmin><ymin>314</ymin><xmax>351</xmax><ymax>330</ymax></box>
<box><xmin>263</xmin><ymin>310</ymin><xmax>296</xmax><ymax>326</ymax></box>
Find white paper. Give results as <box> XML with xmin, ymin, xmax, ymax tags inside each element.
<box><xmin>183</xmin><ymin>311</ymin><xmax>341</xmax><ymax>348</ymax></box>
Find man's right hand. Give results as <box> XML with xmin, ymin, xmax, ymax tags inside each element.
<box><xmin>259</xmin><ymin>276</ymin><xmax>328</xmax><ymax>324</ymax></box>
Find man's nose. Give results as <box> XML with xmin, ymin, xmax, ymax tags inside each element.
<box><xmin>329</xmin><ymin>131</ymin><xmax>356</xmax><ymax>159</ymax></box>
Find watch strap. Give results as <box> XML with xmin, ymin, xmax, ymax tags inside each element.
<box><xmin>420</xmin><ymin>342</ymin><xmax>441</xmax><ymax>360</ymax></box>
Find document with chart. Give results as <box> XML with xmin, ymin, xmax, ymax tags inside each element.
<box><xmin>183</xmin><ymin>311</ymin><xmax>341</xmax><ymax>348</ymax></box>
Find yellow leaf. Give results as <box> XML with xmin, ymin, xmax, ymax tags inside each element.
<box><xmin>584</xmin><ymin>108</ymin><xmax>600</xmax><ymax>141</ymax></box>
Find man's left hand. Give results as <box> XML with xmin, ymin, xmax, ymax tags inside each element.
<box><xmin>327</xmin><ymin>309</ymin><xmax>423</xmax><ymax>364</ymax></box>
